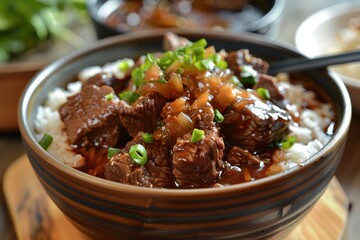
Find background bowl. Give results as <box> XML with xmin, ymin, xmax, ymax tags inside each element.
<box><xmin>295</xmin><ymin>1</ymin><xmax>360</xmax><ymax>115</ymax></box>
<box><xmin>19</xmin><ymin>30</ymin><xmax>351</xmax><ymax>239</ymax></box>
<box><xmin>87</xmin><ymin>0</ymin><xmax>285</xmax><ymax>39</ymax></box>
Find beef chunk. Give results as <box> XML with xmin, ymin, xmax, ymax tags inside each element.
<box><xmin>172</xmin><ymin>133</ymin><xmax>224</xmax><ymax>188</ymax></box>
<box><xmin>220</xmin><ymin>96</ymin><xmax>291</xmax><ymax>152</ymax></box>
<box><xmin>193</xmin><ymin>103</ymin><xmax>219</xmax><ymax>136</ymax></box>
<box><xmin>163</xmin><ymin>32</ymin><xmax>190</xmax><ymax>51</ymax></box>
<box><xmin>83</xmin><ymin>72</ymin><xmax>128</xmax><ymax>94</ymax></box>
<box><xmin>226</xmin><ymin>49</ymin><xmax>269</xmax><ymax>76</ymax></box>
<box><xmin>105</xmin><ymin>151</ymin><xmax>152</xmax><ymax>187</ymax></box>
<box><xmin>219</xmin><ymin>146</ymin><xmax>264</xmax><ymax>185</ymax></box>
<box><xmin>254</xmin><ymin>74</ymin><xmax>285</xmax><ymax>108</ymax></box>
<box><xmin>119</xmin><ymin>93</ymin><xmax>166</xmax><ymax>137</ymax></box>
<box><xmin>226</xmin><ymin>146</ymin><xmax>262</xmax><ymax>167</ymax></box>
<box><xmin>59</xmin><ymin>85</ymin><xmax>121</xmax><ymax>147</ymax></box>
<box><xmin>105</xmin><ymin>133</ymin><xmax>174</xmax><ymax>188</ymax></box>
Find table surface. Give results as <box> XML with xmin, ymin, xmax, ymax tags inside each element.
<box><xmin>1</xmin><ymin>0</ymin><xmax>359</xmax><ymax>239</ymax></box>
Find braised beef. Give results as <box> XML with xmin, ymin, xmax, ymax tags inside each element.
<box><xmin>119</xmin><ymin>93</ymin><xmax>166</xmax><ymax>137</ymax></box>
<box><xmin>220</xmin><ymin>96</ymin><xmax>291</xmax><ymax>152</ymax></box>
<box><xmin>254</xmin><ymin>74</ymin><xmax>285</xmax><ymax>108</ymax></box>
<box><xmin>105</xmin><ymin>132</ymin><xmax>174</xmax><ymax>188</ymax></box>
<box><xmin>105</xmin><ymin>151</ymin><xmax>152</xmax><ymax>187</ymax></box>
<box><xmin>59</xmin><ymin>85</ymin><xmax>121</xmax><ymax>147</ymax></box>
<box><xmin>83</xmin><ymin>72</ymin><xmax>129</xmax><ymax>94</ymax></box>
<box><xmin>226</xmin><ymin>49</ymin><xmax>269</xmax><ymax>76</ymax></box>
<box><xmin>193</xmin><ymin>103</ymin><xmax>219</xmax><ymax>136</ymax></box>
<box><xmin>172</xmin><ymin>133</ymin><xmax>224</xmax><ymax>188</ymax></box>
<box><xmin>226</xmin><ymin>145</ymin><xmax>262</xmax><ymax>167</ymax></box>
<box><xmin>163</xmin><ymin>32</ymin><xmax>190</xmax><ymax>51</ymax></box>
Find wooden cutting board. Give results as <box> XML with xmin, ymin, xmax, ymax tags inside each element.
<box><xmin>3</xmin><ymin>155</ymin><xmax>349</xmax><ymax>240</ymax></box>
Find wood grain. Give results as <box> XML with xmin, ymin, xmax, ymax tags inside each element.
<box><xmin>3</xmin><ymin>155</ymin><xmax>349</xmax><ymax>240</ymax></box>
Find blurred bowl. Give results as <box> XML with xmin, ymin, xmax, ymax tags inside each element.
<box><xmin>19</xmin><ymin>29</ymin><xmax>351</xmax><ymax>239</ymax></box>
<box><xmin>295</xmin><ymin>1</ymin><xmax>360</xmax><ymax>115</ymax></box>
<box><xmin>87</xmin><ymin>0</ymin><xmax>285</xmax><ymax>39</ymax></box>
<box><xmin>0</xmin><ymin>61</ymin><xmax>46</xmax><ymax>131</ymax></box>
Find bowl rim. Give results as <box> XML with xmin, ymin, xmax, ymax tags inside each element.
<box><xmin>19</xmin><ymin>29</ymin><xmax>352</xmax><ymax>197</ymax></box>
<box><xmin>295</xmin><ymin>0</ymin><xmax>360</xmax><ymax>88</ymax></box>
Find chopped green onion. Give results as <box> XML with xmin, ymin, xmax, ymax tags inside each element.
<box><xmin>214</xmin><ymin>109</ymin><xmax>224</xmax><ymax>123</ymax></box>
<box><xmin>195</xmin><ymin>59</ymin><xmax>215</xmax><ymax>71</ymax></box>
<box><xmin>38</xmin><ymin>133</ymin><xmax>53</xmax><ymax>150</ymax></box>
<box><xmin>229</xmin><ymin>75</ymin><xmax>243</xmax><ymax>87</ymax></box>
<box><xmin>257</xmin><ymin>87</ymin><xmax>271</xmax><ymax>100</ymax></box>
<box><xmin>183</xmin><ymin>54</ymin><xmax>193</xmax><ymax>66</ymax></box>
<box><xmin>105</xmin><ymin>93</ymin><xmax>114</xmax><ymax>101</ymax></box>
<box><xmin>142</xmin><ymin>132</ymin><xmax>153</xmax><ymax>144</ymax></box>
<box><xmin>129</xmin><ymin>144</ymin><xmax>148</xmax><ymax>165</ymax></box>
<box><xmin>108</xmin><ymin>147</ymin><xmax>121</xmax><ymax>159</ymax></box>
<box><xmin>146</xmin><ymin>53</ymin><xmax>157</xmax><ymax>64</ymax></box>
<box><xmin>131</xmin><ymin>67</ymin><xmax>145</xmax><ymax>88</ymax></box>
<box><xmin>212</xmin><ymin>54</ymin><xmax>221</xmax><ymax>64</ymax></box>
<box><xmin>193</xmin><ymin>47</ymin><xmax>205</xmax><ymax>62</ymax></box>
<box><xmin>158</xmin><ymin>51</ymin><xmax>175</xmax><ymax>69</ymax></box>
<box><xmin>240</xmin><ymin>65</ymin><xmax>258</xmax><ymax>86</ymax></box>
<box><xmin>278</xmin><ymin>136</ymin><xmax>297</xmax><ymax>149</ymax></box>
<box><xmin>191</xmin><ymin>38</ymin><xmax>207</xmax><ymax>49</ymax></box>
<box><xmin>191</xmin><ymin>128</ymin><xmax>205</xmax><ymax>143</ymax></box>
<box><xmin>119</xmin><ymin>91</ymin><xmax>140</xmax><ymax>103</ymax></box>
<box><xmin>216</xmin><ymin>60</ymin><xmax>228</xmax><ymax>69</ymax></box>
<box><xmin>118</xmin><ymin>59</ymin><xmax>133</xmax><ymax>72</ymax></box>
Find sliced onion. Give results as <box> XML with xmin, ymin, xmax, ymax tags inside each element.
<box><xmin>144</xmin><ymin>64</ymin><xmax>162</xmax><ymax>81</ymax></box>
<box><xmin>165</xmin><ymin>60</ymin><xmax>182</xmax><ymax>75</ymax></box>
<box><xmin>191</xmin><ymin>91</ymin><xmax>210</xmax><ymax>110</ymax></box>
<box><xmin>161</xmin><ymin>97</ymin><xmax>187</xmax><ymax>117</ymax></box>
<box><xmin>140</xmin><ymin>82</ymin><xmax>173</xmax><ymax>99</ymax></box>
<box><xmin>213</xmin><ymin>84</ymin><xmax>238</xmax><ymax>112</ymax></box>
<box><xmin>166</xmin><ymin>112</ymin><xmax>194</xmax><ymax>138</ymax></box>
<box><xmin>168</xmin><ymin>73</ymin><xmax>184</xmax><ymax>95</ymax></box>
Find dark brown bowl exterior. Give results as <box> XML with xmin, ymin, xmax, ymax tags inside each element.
<box><xmin>19</xmin><ymin>30</ymin><xmax>352</xmax><ymax>239</ymax></box>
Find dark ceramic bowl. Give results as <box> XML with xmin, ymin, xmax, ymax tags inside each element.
<box><xmin>87</xmin><ymin>0</ymin><xmax>285</xmax><ymax>39</ymax></box>
<box><xmin>19</xmin><ymin>30</ymin><xmax>351</xmax><ymax>239</ymax></box>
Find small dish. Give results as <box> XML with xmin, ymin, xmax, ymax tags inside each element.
<box><xmin>295</xmin><ymin>1</ymin><xmax>360</xmax><ymax>114</ymax></box>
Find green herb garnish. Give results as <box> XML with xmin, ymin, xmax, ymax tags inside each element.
<box><xmin>119</xmin><ymin>91</ymin><xmax>140</xmax><ymax>103</ymax></box>
<box><xmin>107</xmin><ymin>147</ymin><xmax>121</xmax><ymax>159</ymax></box>
<box><xmin>278</xmin><ymin>136</ymin><xmax>297</xmax><ymax>149</ymax></box>
<box><xmin>38</xmin><ymin>133</ymin><xmax>53</xmax><ymax>150</ymax></box>
<box><xmin>257</xmin><ymin>87</ymin><xmax>271</xmax><ymax>100</ymax></box>
<box><xmin>142</xmin><ymin>132</ymin><xmax>153</xmax><ymax>144</ymax></box>
<box><xmin>191</xmin><ymin>128</ymin><xmax>205</xmax><ymax>143</ymax></box>
<box><xmin>214</xmin><ymin>109</ymin><xmax>224</xmax><ymax>123</ymax></box>
<box><xmin>129</xmin><ymin>144</ymin><xmax>148</xmax><ymax>165</ymax></box>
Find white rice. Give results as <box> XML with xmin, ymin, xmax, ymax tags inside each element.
<box><xmin>34</xmin><ymin>60</ymin><xmax>333</xmax><ymax>175</ymax></box>
<box><xmin>35</xmin><ymin>81</ymin><xmax>85</xmax><ymax>168</ymax></box>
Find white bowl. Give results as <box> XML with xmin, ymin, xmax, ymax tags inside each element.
<box><xmin>295</xmin><ymin>1</ymin><xmax>360</xmax><ymax>114</ymax></box>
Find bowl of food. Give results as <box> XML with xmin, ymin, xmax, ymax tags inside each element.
<box><xmin>86</xmin><ymin>0</ymin><xmax>285</xmax><ymax>39</ymax></box>
<box><xmin>295</xmin><ymin>1</ymin><xmax>360</xmax><ymax>115</ymax></box>
<box><xmin>19</xmin><ymin>30</ymin><xmax>351</xmax><ymax>239</ymax></box>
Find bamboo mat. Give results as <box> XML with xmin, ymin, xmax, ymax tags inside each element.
<box><xmin>3</xmin><ymin>155</ymin><xmax>349</xmax><ymax>240</ymax></box>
